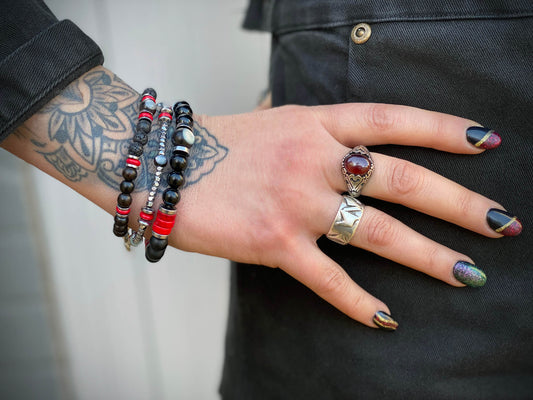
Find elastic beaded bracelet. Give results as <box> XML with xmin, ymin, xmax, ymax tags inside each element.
<box><xmin>145</xmin><ymin>101</ymin><xmax>195</xmax><ymax>263</ymax></box>
<box><xmin>128</xmin><ymin>105</ymin><xmax>174</xmax><ymax>248</ymax></box>
<box><xmin>113</xmin><ymin>88</ymin><xmax>157</xmax><ymax>238</ymax></box>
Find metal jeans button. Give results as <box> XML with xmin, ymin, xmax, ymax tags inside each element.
<box><xmin>351</xmin><ymin>23</ymin><xmax>371</xmax><ymax>44</ymax></box>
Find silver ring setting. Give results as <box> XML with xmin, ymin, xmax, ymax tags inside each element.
<box><xmin>327</xmin><ymin>195</ymin><xmax>365</xmax><ymax>245</ymax></box>
<box><xmin>342</xmin><ymin>145</ymin><xmax>374</xmax><ymax>197</ymax></box>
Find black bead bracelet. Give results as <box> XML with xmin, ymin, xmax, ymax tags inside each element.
<box><xmin>113</xmin><ymin>88</ymin><xmax>157</xmax><ymax>239</ymax></box>
<box><xmin>127</xmin><ymin>105</ymin><xmax>174</xmax><ymax>248</ymax></box>
<box><xmin>145</xmin><ymin>101</ymin><xmax>195</xmax><ymax>263</ymax></box>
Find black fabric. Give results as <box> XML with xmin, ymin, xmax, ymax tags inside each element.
<box><xmin>0</xmin><ymin>0</ymin><xmax>104</xmax><ymax>142</ymax></box>
<box><xmin>223</xmin><ymin>1</ymin><xmax>533</xmax><ymax>399</ymax></box>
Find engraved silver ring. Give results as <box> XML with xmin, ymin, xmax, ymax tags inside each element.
<box><xmin>326</xmin><ymin>195</ymin><xmax>365</xmax><ymax>245</ymax></box>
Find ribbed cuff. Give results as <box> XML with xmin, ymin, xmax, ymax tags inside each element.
<box><xmin>0</xmin><ymin>19</ymin><xmax>104</xmax><ymax>142</ymax></box>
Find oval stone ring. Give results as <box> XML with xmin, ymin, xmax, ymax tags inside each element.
<box><xmin>341</xmin><ymin>145</ymin><xmax>375</xmax><ymax>197</ymax></box>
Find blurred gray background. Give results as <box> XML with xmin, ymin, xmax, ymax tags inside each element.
<box><xmin>0</xmin><ymin>1</ymin><xmax>270</xmax><ymax>399</ymax></box>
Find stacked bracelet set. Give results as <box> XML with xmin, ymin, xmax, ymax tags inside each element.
<box><xmin>113</xmin><ymin>88</ymin><xmax>195</xmax><ymax>263</ymax></box>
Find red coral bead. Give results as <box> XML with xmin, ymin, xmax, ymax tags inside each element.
<box><xmin>152</xmin><ymin>225</ymin><xmax>172</xmax><ymax>236</ymax></box>
<box><xmin>344</xmin><ymin>154</ymin><xmax>370</xmax><ymax>175</ymax></box>
<box><xmin>155</xmin><ymin>219</ymin><xmax>175</xmax><ymax>229</ymax></box>
<box><xmin>139</xmin><ymin>211</ymin><xmax>154</xmax><ymax>221</ymax></box>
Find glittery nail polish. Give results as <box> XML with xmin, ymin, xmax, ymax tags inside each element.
<box><xmin>466</xmin><ymin>127</ymin><xmax>501</xmax><ymax>150</ymax></box>
<box><xmin>453</xmin><ymin>261</ymin><xmax>487</xmax><ymax>287</ymax></box>
<box><xmin>486</xmin><ymin>209</ymin><xmax>523</xmax><ymax>236</ymax></box>
<box><xmin>373</xmin><ymin>311</ymin><xmax>398</xmax><ymax>331</ymax></box>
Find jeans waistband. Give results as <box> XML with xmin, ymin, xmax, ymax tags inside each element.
<box><xmin>263</xmin><ymin>0</ymin><xmax>533</xmax><ymax>34</ymax></box>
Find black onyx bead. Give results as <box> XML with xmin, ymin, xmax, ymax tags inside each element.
<box><xmin>117</xmin><ymin>193</ymin><xmax>132</xmax><ymax>208</ymax></box>
<box><xmin>113</xmin><ymin>226</ymin><xmax>128</xmax><ymax>237</ymax></box>
<box><xmin>150</xmin><ymin>236</ymin><xmax>168</xmax><ymax>251</ymax></box>
<box><xmin>154</xmin><ymin>155</ymin><xmax>167</xmax><ymax>167</ymax></box>
<box><xmin>120</xmin><ymin>180</ymin><xmax>135</xmax><ymax>194</ymax></box>
<box><xmin>114</xmin><ymin>214</ymin><xmax>128</xmax><ymax>225</ymax></box>
<box><xmin>170</xmin><ymin>155</ymin><xmax>188</xmax><ymax>171</ymax></box>
<box><xmin>122</xmin><ymin>167</ymin><xmax>137</xmax><ymax>181</ymax></box>
<box><xmin>173</xmin><ymin>101</ymin><xmax>190</xmax><ymax>113</ymax></box>
<box><xmin>133</xmin><ymin>133</ymin><xmax>148</xmax><ymax>145</ymax></box>
<box><xmin>113</xmin><ymin>226</ymin><xmax>127</xmax><ymax>237</ymax></box>
<box><xmin>172</xmin><ymin>127</ymin><xmax>195</xmax><ymax>148</ymax></box>
<box><xmin>167</xmin><ymin>172</ymin><xmax>185</xmax><ymax>188</ymax></box>
<box><xmin>128</xmin><ymin>142</ymin><xmax>144</xmax><ymax>157</ymax></box>
<box><xmin>137</xmin><ymin>119</ymin><xmax>151</xmax><ymax>134</ymax></box>
<box><xmin>145</xmin><ymin>245</ymin><xmax>166</xmax><ymax>263</ymax></box>
<box><xmin>176</xmin><ymin>106</ymin><xmax>192</xmax><ymax>117</ymax></box>
<box><xmin>163</xmin><ymin>203</ymin><xmax>177</xmax><ymax>211</ymax></box>
<box><xmin>143</xmin><ymin>88</ymin><xmax>157</xmax><ymax>98</ymax></box>
<box><xmin>163</xmin><ymin>189</ymin><xmax>180</xmax><ymax>205</ymax></box>
<box><xmin>177</xmin><ymin>115</ymin><xmax>193</xmax><ymax>128</ymax></box>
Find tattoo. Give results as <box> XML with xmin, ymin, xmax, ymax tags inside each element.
<box><xmin>42</xmin><ymin>147</ymin><xmax>88</xmax><ymax>182</ymax></box>
<box><xmin>33</xmin><ymin>67</ymin><xmax>228</xmax><ymax>191</ymax></box>
<box><xmin>187</xmin><ymin>124</ymin><xmax>228</xmax><ymax>186</ymax></box>
<box><xmin>37</xmin><ymin>69</ymin><xmax>140</xmax><ymax>188</ymax></box>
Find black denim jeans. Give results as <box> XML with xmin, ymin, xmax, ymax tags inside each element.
<box><xmin>222</xmin><ymin>1</ymin><xmax>533</xmax><ymax>398</ymax></box>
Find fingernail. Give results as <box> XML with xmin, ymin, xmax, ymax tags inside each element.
<box><xmin>453</xmin><ymin>261</ymin><xmax>487</xmax><ymax>287</ymax></box>
<box><xmin>486</xmin><ymin>209</ymin><xmax>523</xmax><ymax>236</ymax></box>
<box><xmin>373</xmin><ymin>311</ymin><xmax>399</xmax><ymax>331</ymax></box>
<box><xmin>466</xmin><ymin>127</ymin><xmax>501</xmax><ymax>150</ymax></box>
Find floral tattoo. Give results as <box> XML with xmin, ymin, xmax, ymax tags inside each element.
<box><xmin>31</xmin><ymin>68</ymin><xmax>227</xmax><ymax>190</ymax></box>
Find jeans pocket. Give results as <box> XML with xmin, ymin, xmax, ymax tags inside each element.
<box><xmin>346</xmin><ymin>17</ymin><xmax>533</xmax><ymax>118</ymax></box>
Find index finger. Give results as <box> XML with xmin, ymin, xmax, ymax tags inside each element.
<box><xmin>312</xmin><ymin>103</ymin><xmax>500</xmax><ymax>153</ymax></box>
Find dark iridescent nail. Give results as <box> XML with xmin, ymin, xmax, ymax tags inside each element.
<box><xmin>486</xmin><ymin>209</ymin><xmax>523</xmax><ymax>236</ymax></box>
<box><xmin>373</xmin><ymin>311</ymin><xmax>398</xmax><ymax>331</ymax></box>
<box><xmin>466</xmin><ymin>127</ymin><xmax>501</xmax><ymax>150</ymax></box>
<box><xmin>453</xmin><ymin>261</ymin><xmax>486</xmax><ymax>287</ymax></box>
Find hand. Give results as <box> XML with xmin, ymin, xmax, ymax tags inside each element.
<box><xmin>172</xmin><ymin>103</ymin><xmax>520</xmax><ymax>329</ymax></box>
<box><xmin>4</xmin><ymin>67</ymin><xmax>518</xmax><ymax>330</ymax></box>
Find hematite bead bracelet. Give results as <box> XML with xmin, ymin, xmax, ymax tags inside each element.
<box><xmin>113</xmin><ymin>88</ymin><xmax>157</xmax><ymax>239</ymax></box>
<box><xmin>145</xmin><ymin>101</ymin><xmax>195</xmax><ymax>263</ymax></box>
<box><xmin>128</xmin><ymin>105</ymin><xmax>174</xmax><ymax>248</ymax></box>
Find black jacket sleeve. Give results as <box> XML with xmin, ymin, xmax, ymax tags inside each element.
<box><xmin>0</xmin><ymin>0</ymin><xmax>104</xmax><ymax>142</ymax></box>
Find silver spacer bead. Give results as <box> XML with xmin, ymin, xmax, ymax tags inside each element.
<box><xmin>173</xmin><ymin>146</ymin><xmax>190</xmax><ymax>155</ymax></box>
<box><xmin>159</xmin><ymin>206</ymin><xmax>177</xmax><ymax>216</ymax></box>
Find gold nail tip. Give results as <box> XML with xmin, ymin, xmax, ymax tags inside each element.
<box><xmin>373</xmin><ymin>311</ymin><xmax>399</xmax><ymax>331</ymax></box>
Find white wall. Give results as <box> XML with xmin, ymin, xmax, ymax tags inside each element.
<box><xmin>36</xmin><ymin>1</ymin><xmax>270</xmax><ymax>398</ymax></box>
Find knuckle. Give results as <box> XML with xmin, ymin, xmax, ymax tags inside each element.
<box><xmin>317</xmin><ymin>264</ymin><xmax>349</xmax><ymax>296</ymax></box>
<box><xmin>388</xmin><ymin>160</ymin><xmax>425</xmax><ymax>197</ymax></box>
<box><xmin>364</xmin><ymin>213</ymin><xmax>397</xmax><ymax>248</ymax></box>
<box><xmin>454</xmin><ymin>190</ymin><xmax>475</xmax><ymax>220</ymax></box>
<box><xmin>247</xmin><ymin>216</ymin><xmax>294</xmax><ymax>261</ymax></box>
<box><xmin>366</xmin><ymin>104</ymin><xmax>398</xmax><ymax>131</ymax></box>
<box><xmin>430</xmin><ymin>114</ymin><xmax>447</xmax><ymax>138</ymax></box>
<box><xmin>351</xmin><ymin>290</ymin><xmax>365</xmax><ymax>312</ymax></box>
<box><xmin>423</xmin><ymin>245</ymin><xmax>442</xmax><ymax>275</ymax></box>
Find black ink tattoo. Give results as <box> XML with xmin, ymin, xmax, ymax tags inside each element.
<box><xmin>34</xmin><ymin>68</ymin><xmax>229</xmax><ymax>192</ymax></box>
<box><xmin>186</xmin><ymin>124</ymin><xmax>228</xmax><ymax>187</ymax></box>
<box><xmin>42</xmin><ymin>147</ymin><xmax>88</xmax><ymax>182</ymax></box>
<box><xmin>38</xmin><ymin>69</ymin><xmax>139</xmax><ymax>189</ymax></box>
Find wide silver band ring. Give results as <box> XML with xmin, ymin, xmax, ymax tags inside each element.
<box><xmin>342</xmin><ymin>145</ymin><xmax>374</xmax><ymax>197</ymax></box>
<box><xmin>326</xmin><ymin>195</ymin><xmax>365</xmax><ymax>245</ymax></box>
